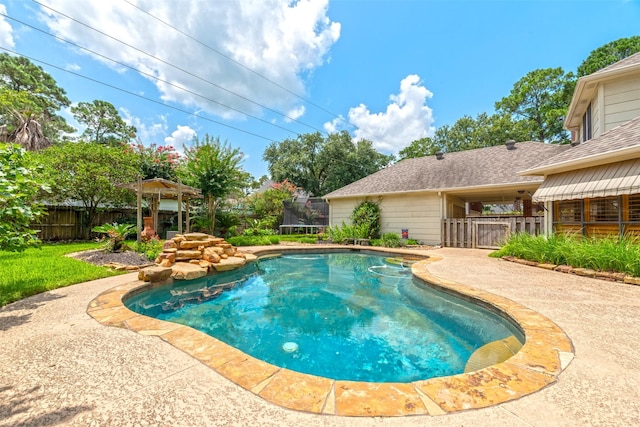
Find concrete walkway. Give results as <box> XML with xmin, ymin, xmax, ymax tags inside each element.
<box><xmin>1</xmin><ymin>247</ymin><xmax>639</xmax><ymax>426</ymax></box>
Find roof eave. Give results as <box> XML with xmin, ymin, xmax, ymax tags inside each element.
<box><xmin>519</xmin><ymin>145</ymin><xmax>640</xmax><ymax>176</ymax></box>
<box><xmin>324</xmin><ymin>179</ymin><xmax>545</xmax><ymax>200</ymax></box>
<box><xmin>565</xmin><ymin>64</ymin><xmax>640</xmax><ymax>130</ymax></box>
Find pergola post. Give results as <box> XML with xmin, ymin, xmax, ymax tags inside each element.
<box><xmin>185</xmin><ymin>198</ymin><xmax>190</xmax><ymax>233</ymax></box>
<box><xmin>136</xmin><ymin>175</ymin><xmax>142</xmax><ymax>244</ymax></box>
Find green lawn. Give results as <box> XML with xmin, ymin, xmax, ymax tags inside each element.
<box><xmin>0</xmin><ymin>242</ymin><xmax>124</xmax><ymax>307</ymax></box>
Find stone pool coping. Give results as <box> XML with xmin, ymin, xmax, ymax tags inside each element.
<box><xmin>87</xmin><ymin>246</ymin><xmax>574</xmax><ymax>417</ymax></box>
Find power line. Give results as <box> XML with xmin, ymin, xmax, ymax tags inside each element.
<box><xmin>1</xmin><ymin>48</ymin><xmax>389</xmax><ymax>173</ymax></box>
<box><xmin>122</xmin><ymin>0</ymin><xmax>345</xmax><ymax>122</ymax></box>
<box><xmin>1</xmin><ymin>12</ymin><xmax>301</xmax><ymax>137</ymax></box>
<box><xmin>0</xmin><ymin>46</ymin><xmax>278</xmax><ymax>142</ymax></box>
<box><xmin>120</xmin><ymin>0</ymin><xmax>396</xmax><ymax>147</ymax></box>
<box><xmin>32</xmin><ymin>0</ymin><xmax>328</xmax><ymax>134</ymax></box>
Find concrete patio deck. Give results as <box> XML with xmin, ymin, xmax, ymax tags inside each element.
<box><xmin>1</xmin><ymin>247</ymin><xmax>639</xmax><ymax>426</ymax></box>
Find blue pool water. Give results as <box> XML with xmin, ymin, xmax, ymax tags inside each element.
<box><xmin>125</xmin><ymin>252</ymin><xmax>523</xmax><ymax>382</ymax></box>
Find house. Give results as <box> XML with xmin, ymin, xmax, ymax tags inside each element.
<box><xmin>521</xmin><ymin>52</ymin><xmax>640</xmax><ymax>238</ymax></box>
<box><xmin>323</xmin><ymin>141</ymin><xmax>568</xmax><ymax>246</ymax></box>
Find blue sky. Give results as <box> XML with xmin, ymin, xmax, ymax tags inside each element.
<box><xmin>1</xmin><ymin>0</ymin><xmax>639</xmax><ymax>179</ymax></box>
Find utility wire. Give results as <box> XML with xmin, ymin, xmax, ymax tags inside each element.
<box><xmin>32</xmin><ymin>0</ymin><xmax>327</xmax><ymax>134</ymax></box>
<box><xmin>3</xmin><ymin>48</ymin><xmax>389</xmax><ymax>172</ymax></box>
<box><xmin>120</xmin><ymin>0</ymin><xmax>396</xmax><ymax>147</ymax></box>
<box><xmin>1</xmin><ymin>12</ymin><xmax>300</xmax><ymax>136</ymax></box>
<box><xmin>0</xmin><ymin>46</ymin><xmax>277</xmax><ymax>142</ymax></box>
<box><xmin>122</xmin><ymin>0</ymin><xmax>343</xmax><ymax>121</ymax></box>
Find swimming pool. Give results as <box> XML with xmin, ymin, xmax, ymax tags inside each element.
<box><xmin>125</xmin><ymin>252</ymin><xmax>524</xmax><ymax>382</ymax></box>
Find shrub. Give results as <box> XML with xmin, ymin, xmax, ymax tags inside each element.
<box><xmin>351</xmin><ymin>199</ymin><xmax>381</xmax><ymax>239</ymax></box>
<box><xmin>327</xmin><ymin>222</ymin><xmax>369</xmax><ymax>243</ymax></box>
<box><xmin>134</xmin><ymin>238</ymin><xmax>163</xmax><ymax>261</ymax></box>
<box><xmin>380</xmin><ymin>232</ymin><xmax>401</xmax><ymax>248</ymax></box>
<box><xmin>228</xmin><ymin>235</ymin><xmax>274</xmax><ymax>246</ymax></box>
<box><xmin>491</xmin><ymin>233</ymin><xmax>640</xmax><ymax>276</ymax></box>
<box><xmin>297</xmin><ymin>237</ymin><xmax>316</xmax><ymax>244</ymax></box>
<box><xmin>243</xmin><ymin>218</ymin><xmax>276</xmax><ymax>236</ymax></box>
<box><xmin>268</xmin><ymin>235</ymin><xmax>281</xmax><ymax>244</ymax></box>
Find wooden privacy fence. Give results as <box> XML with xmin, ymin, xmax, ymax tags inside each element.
<box><xmin>441</xmin><ymin>216</ymin><xmax>544</xmax><ymax>249</ymax></box>
<box><xmin>32</xmin><ymin>207</ymin><xmax>175</xmax><ymax>241</ymax></box>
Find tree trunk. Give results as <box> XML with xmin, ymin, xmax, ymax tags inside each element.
<box><xmin>10</xmin><ymin>118</ymin><xmax>52</xmax><ymax>151</ymax></box>
<box><xmin>207</xmin><ymin>195</ymin><xmax>216</xmax><ymax>235</ymax></box>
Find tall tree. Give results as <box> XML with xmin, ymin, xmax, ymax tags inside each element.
<box><xmin>245</xmin><ymin>180</ymin><xmax>299</xmax><ymax>230</ymax></box>
<box><xmin>398</xmin><ymin>136</ymin><xmax>439</xmax><ymax>160</ymax></box>
<box><xmin>71</xmin><ymin>100</ymin><xmax>137</xmax><ymax>145</ymax></box>
<box><xmin>179</xmin><ymin>134</ymin><xmax>249</xmax><ymax>235</ymax></box>
<box><xmin>495</xmin><ymin>67</ymin><xmax>574</xmax><ymax>143</ymax></box>
<box><xmin>0</xmin><ymin>88</ymin><xmax>51</xmax><ymax>150</ymax></box>
<box><xmin>264</xmin><ymin>131</ymin><xmax>393</xmax><ymax>196</ymax></box>
<box><xmin>397</xmin><ymin>113</ymin><xmax>531</xmax><ymax>160</ymax></box>
<box><xmin>126</xmin><ymin>141</ymin><xmax>180</xmax><ymax>180</ymax></box>
<box><xmin>0</xmin><ymin>53</ymin><xmax>73</xmax><ymax>145</ymax></box>
<box><xmin>0</xmin><ymin>143</ymin><xmax>49</xmax><ymax>251</ymax></box>
<box><xmin>35</xmin><ymin>142</ymin><xmax>139</xmax><ymax>239</ymax></box>
<box><xmin>577</xmin><ymin>36</ymin><xmax>640</xmax><ymax>77</ymax></box>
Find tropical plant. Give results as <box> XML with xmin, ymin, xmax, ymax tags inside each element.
<box><xmin>0</xmin><ymin>143</ymin><xmax>49</xmax><ymax>251</ymax></box>
<box><xmin>92</xmin><ymin>222</ymin><xmax>136</xmax><ymax>252</ymax></box>
<box><xmin>0</xmin><ymin>53</ymin><xmax>74</xmax><ymax>145</ymax></box>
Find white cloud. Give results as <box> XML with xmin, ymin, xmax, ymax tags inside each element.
<box><xmin>284</xmin><ymin>105</ymin><xmax>305</xmax><ymax>122</ymax></box>
<box><xmin>164</xmin><ymin>125</ymin><xmax>196</xmax><ymax>151</ymax></box>
<box><xmin>0</xmin><ymin>4</ymin><xmax>15</xmax><ymax>49</ymax></box>
<box><xmin>37</xmin><ymin>0</ymin><xmax>340</xmax><ymax>121</ymax></box>
<box><xmin>65</xmin><ymin>63</ymin><xmax>81</xmax><ymax>71</ymax></box>
<box><xmin>323</xmin><ymin>115</ymin><xmax>345</xmax><ymax>133</ymax></box>
<box><xmin>120</xmin><ymin>108</ymin><xmax>168</xmax><ymax>143</ymax></box>
<box><xmin>339</xmin><ymin>75</ymin><xmax>435</xmax><ymax>153</ymax></box>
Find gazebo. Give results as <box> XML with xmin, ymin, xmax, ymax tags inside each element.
<box><xmin>122</xmin><ymin>177</ymin><xmax>202</xmax><ymax>243</ymax></box>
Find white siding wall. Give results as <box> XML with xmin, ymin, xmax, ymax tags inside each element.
<box><xmin>592</xmin><ymin>89</ymin><xmax>601</xmax><ymax>138</ymax></box>
<box><xmin>603</xmin><ymin>76</ymin><xmax>640</xmax><ymax>131</ymax></box>
<box><xmin>328</xmin><ymin>198</ymin><xmax>356</xmax><ymax>227</ymax></box>
<box><xmin>327</xmin><ymin>193</ymin><xmax>442</xmax><ymax>245</ymax></box>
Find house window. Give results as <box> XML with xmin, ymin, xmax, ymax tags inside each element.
<box><xmin>588</xmin><ymin>196</ymin><xmax>618</xmax><ymax>222</ymax></box>
<box><xmin>582</xmin><ymin>103</ymin><xmax>592</xmax><ymax>142</ymax></box>
<box><xmin>557</xmin><ymin>200</ymin><xmax>582</xmax><ymax>223</ymax></box>
<box><xmin>628</xmin><ymin>194</ymin><xmax>640</xmax><ymax>221</ymax></box>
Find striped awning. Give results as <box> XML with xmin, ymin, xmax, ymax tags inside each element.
<box><xmin>533</xmin><ymin>158</ymin><xmax>640</xmax><ymax>202</ymax></box>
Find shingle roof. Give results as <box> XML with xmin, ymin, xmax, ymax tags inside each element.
<box><xmin>323</xmin><ymin>142</ymin><xmax>569</xmax><ymax>199</ymax></box>
<box><xmin>591</xmin><ymin>51</ymin><xmax>640</xmax><ymax>76</ymax></box>
<box><xmin>522</xmin><ymin>115</ymin><xmax>640</xmax><ymax>174</ymax></box>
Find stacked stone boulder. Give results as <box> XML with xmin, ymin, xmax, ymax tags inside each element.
<box><xmin>143</xmin><ymin>232</ymin><xmax>257</xmax><ymax>281</ymax></box>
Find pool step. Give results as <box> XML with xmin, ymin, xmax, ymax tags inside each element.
<box><xmin>464</xmin><ymin>335</ymin><xmax>523</xmax><ymax>373</ymax></box>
